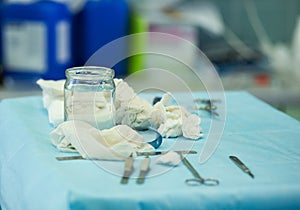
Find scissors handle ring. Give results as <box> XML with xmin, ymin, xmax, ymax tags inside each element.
<box><xmin>185</xmin><ymin>178</ymin><xmax>219</xmax><ymax>186</ymax></box>
<box><xmin>202</xmin><ymin>178</ymin><xmax>219</xmax><ymax>186</ymax></box>
<box><xmin>185</xmin><ymin>178</ymin><xmax>203</xmax><ymax>186</ymax></box>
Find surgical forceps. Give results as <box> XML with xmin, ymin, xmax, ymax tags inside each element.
<box><xmin>180</xmin><ymin>154</ymin><xmax>219</xmax><ymax>186</ymax></box>
<box><xmin>193</xmin><ymin>98</ymin><xmax>220</xmax><ymax>116</ymax></box>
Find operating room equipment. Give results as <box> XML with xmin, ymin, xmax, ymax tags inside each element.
<box><xmin>136</xmin><ymin>156</ymin><xmax>151</xmax><ymax>184</ymax></box>
<box><xmin>120</xmin><ymin>154</ymin><xmax>134</xmax><ymax>184</ymax></box>
<box><xmin>180</xmin><ymin>154</ymin><xmax>219</xmax><ymax>186</ymax></box>
<box><xmin>229</xmin><ymin>155</ymin><xmax>255</xmax><ymax>179</ymax></box>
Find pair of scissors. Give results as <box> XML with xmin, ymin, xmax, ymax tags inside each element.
<box><xmin>180</xmin><ymin>154</ymin><xmax>219</xmax><ymax>186</ymax></box>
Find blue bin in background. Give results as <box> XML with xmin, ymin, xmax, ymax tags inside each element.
<box><xmin>72</xmin><ymin>0</ymin><xmax>130</xmax><ymax>77</ymax></box>
<box><xmin>0</xmin><ymin>0</ymin><xmax>130</xmax><ymax>83</ymax></box>
<box><xmin>1</xmin><ymin>0</ymin><xmax>73</xmax><ymax>81</ymax></box>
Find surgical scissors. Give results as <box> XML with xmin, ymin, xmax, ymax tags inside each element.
<box><xmin>180</xmin><ymin>154</ymin><xmax>219</xmax><ymax>186</ymax></box>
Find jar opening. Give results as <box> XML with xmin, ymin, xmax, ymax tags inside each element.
<box><xmin>65</xmin><ymin>66</ymin><xmax>115</xmax><ymax>80</ymax></box>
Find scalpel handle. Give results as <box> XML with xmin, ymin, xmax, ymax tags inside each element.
<box><xmin>229</xmin><ymin>155</ymin><xmax>254</xmax><ymax>178</ymax></box>
<box><xmin>120</xmin><ymin>156</ymin><xmax>134</xmax><ymax>184</ymax></box>
<box><xmin>136</xmin><ymin>157</ymin><xmax>151</xmax><ymax>184</ymax></box>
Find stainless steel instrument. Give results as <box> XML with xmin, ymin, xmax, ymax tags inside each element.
<box><xmin>193</xmin><ymin>98</ymin><xmax>221</xmax><ymax>116</ymax></box>
<box><xmin>229</xmin><ymin>155</ymin><xmax>254</xmax><ymax>178</ymax></box>
<box><xmin>136</xmin><ymin>157</ymin><xmax>151</xmax><ymax>184</ymax></box>
<box><xmin>180</xmin><ymin>154</ymin><xmax>219</xmax><ymax>186</ymax></box>
<box><xmin>136</xmin><ymin>150</ymin><xmax>197</xmax><ymax>157</ymax></box>
<box><xmin>56</xmin><ymin>150</ymin><xmax>197</xmax><ymax>161</ymax></box>
<box><xmin>120</xmin><ymin>154</ymin><xmax>134</xmax><ymax>184</ymax></box>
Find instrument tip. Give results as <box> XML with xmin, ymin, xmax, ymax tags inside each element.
<box><xmin>249</xmin><ymin>172</ymin><xmax>255</xmax><ymax>179</ymax></box>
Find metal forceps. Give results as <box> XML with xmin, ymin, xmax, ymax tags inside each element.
<box><xmin>180</xmin><ymin>154</ymin><xmax>219</xmax><ymax>186</ymax></box>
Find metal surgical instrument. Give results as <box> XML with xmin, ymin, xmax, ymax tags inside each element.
<box><xmin>193</xmin><ymin>98</ymin><xmax>220</xmax><ymax>116</ymax></box>
<box><xmin>120</xmin><ymin>154</ymin><xmax>134</xmax><ymax>184</ymax></box>
<box><xmin>180</xmin><ymin>154</ymin><xmax>219</xmax><ymax>186</ymax></box>
<box><xmin>229</xmin><ymin>155</ymin><xmax>254</xmax><ymax>179</ymax></box>
<box><xmin>136</xmin><ymin>156</ymin><xmax>151</xmax><ymax>184</ymax></box>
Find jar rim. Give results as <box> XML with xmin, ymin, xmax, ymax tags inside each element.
<box><xmin>65</xmin><ymin>66</ymin><xmax>115</xmax><ymax>79</ymax></box>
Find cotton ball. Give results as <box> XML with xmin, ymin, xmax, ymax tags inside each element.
<box><xmin>158</xmin><ymin>119</ymin><xmax>182</xmax><ymax>138</ymax></box>
<box><xmin>157</xmin><ymin>105</ymin><xmax>192</xmax><ymax>138</ymax></box>
<box><xmin>160</xmin><ymin>92</ymin><xmax>172</xmax><ymax>106</ymax></box>
<box><xmin>36</xmin><ymin>79</ymin><xmax>65</xmax><ymax>97</ymax></box>
<box><xmin>149</xmin><ymin>92</ymin><xmax>174</xmax><ymax>129</ymax></box>
<box><xmin>114</xmin><ymin>79</ymin><xmax>135</xmax><ymax>109</ymax></box>
<box><xmin>182</xmin><ymin>114</ymin><xmax>203</xmax><ymax>139</ymax></box>
<box><xmin>115</xmin><ymin>95</ymin><xmax>154</xmax><ymax>130</ymax></box>
<box><xmin>149</xmin><ymin>108</ymin><xmax>165</xmax><ymax>129</ymax></box>
<box><xmin>100</xmin><ymin>124</ymin><xmax>151</xmax><ymax>149</ymax></box>
<box><xmin>165</xmin><ymin>106</ymin><xmax>190</xmax><ymax>120</ymax></box>
<box><xmin>114</xmin><ymin>79</ymin><xmax>155</xmax><ymax>130</ymax></box>
<box><xmin>156</xmin><ymin>151</ymin><xmax>181</xmax><ymax>166</ymax></box>
<box><xmin>36</xmin><ymin>79</ymin><xmax>65</xmax><ymax>108</ymax></box>
<box><xmin>149</xmin><ymin>100</ymin><xmax>166</xmax><ymax>129</ymax></box>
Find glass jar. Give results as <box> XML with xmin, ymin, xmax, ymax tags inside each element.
<box><xmin>64</xmin><ymin>66</ymin><xmax>115</xmax><ymax>129</ymax></box>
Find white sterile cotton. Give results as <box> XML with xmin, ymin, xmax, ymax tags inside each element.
<box><xmin>150</xmin><ymin>93</ymin><xmax>202</xmax><ymax>140</ymax></box>
<box><xmin>65</xmin><ymin>90</ymin><xmax>114</xmax><ymax>129</ymax></box>
<box><xmin>114</xmin><ymin>78</ymin><xmax>135</xmax><ymax>108</ymax></box>
<box><xmin>149</xmin><ymin>108</ymin><xmax>165</xmax><ymax>129</ymax></box>
<box><xmin>114</xmin><ymin>79</ymin><xmax>154</xmax><ymax>130</ymax></box>
<box><xmin>50</xmin><ymin>120</ymin><xmax>154</xmax><ymax>160</ymax></box>
<box><xmin>182</xmin><ymin>114</ymin><xmax>203</xmax><ymax>139</ymax></box>
<box><xmin>36</xmin><ymin>79</ymin><xmax>65</xmax><ymax>100</ymax></box>
<box><xmin>36</xmin><ymin>79</ymin><xmax>65</xmax><ymax>126</ymax></box>
<box><xmin>160</xmin><ymin>92</ymin><xmax>173</xmax><ymax>105</ymax></box>
<box><xmin>149</xmin><ymin>92</ymin><xmax>171</xmax><ymax>129</ymax></box>
<box><xmin>38</xmin><ymin>78</ymin><xmax>203</xmax><ymax>140</ymax></box>
<box><xmin>156</xmin><ymin>151</ymin><xmax>181</xmax><ymax>166</ymax></box>
<box><xmin>158</xmin><ymin>118</ymin><xmax>182</xmax><ymax>138</ymax></box>
<box><xmin>157</xmin><ymin>106</ymin><xmax>188</xmax><ymax>138</ymax></box>
<box><xmin>115</xmin><ymin>96</ymin><xmax>153</xmax><ymax>130</ymax></box>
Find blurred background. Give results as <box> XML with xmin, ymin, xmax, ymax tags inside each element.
<box><xmin>0</xmin><ymin>0</ymin><xmax>299</xmax><ymax>120</ymax></box>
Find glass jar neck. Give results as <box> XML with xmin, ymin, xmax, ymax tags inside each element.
<box><xmin>65</xmin><ymin>66</ymin><xmax>115</xmax><ymax>81</ymax></box>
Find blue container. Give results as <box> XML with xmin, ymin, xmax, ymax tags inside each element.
<box><xmin>73</xmin><ymin>0</ymin><xmax>129</xmax><ymax>77</ymax></box>
<box><xmin>1</xmin><ymin>0</ymin><xmax>73</xmax><ymax>81</ymax></box>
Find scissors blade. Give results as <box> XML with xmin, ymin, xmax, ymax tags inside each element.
<box><xmin>180</xmin><ymin>155</ymin><xmax>203</xmax><ymax>180</ymax></box>
<box><xmin>180</xmin><ymin>154</ymin><xmax>219</xmax><ymax>186</ymax></box>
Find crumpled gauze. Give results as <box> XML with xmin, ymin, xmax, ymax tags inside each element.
<box><xmin>150</xmin><ymin>93</ymin><xmax>203</xmax><ymax>139</ymax></box>
<box><xmin>37</xmin><ymin>78</ymin><xmax>203</xmax><ymax>140</ymax></box>
<box><xmin>36</xmin><ymin>79</ymin><xmax>65</xmax><ymax>126</ymax></box>
<box><xmin>50</xmin><ymin>120</ymin><xmax>154</xmax><ymax>160</ymax></box>
<box><xmin>156</xmin><ymin>151</ymin><xmax>181</xmax><ymax>166</ymax></box>
<box><xmin>114</xmin><ymin>79</ymin><xmax>153</xmax><ymax>130</ymax></box>
<box><xmin>182</xmin><ymin>114</ymin><xmax>202</xmax><ymax>139</ymax></box>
